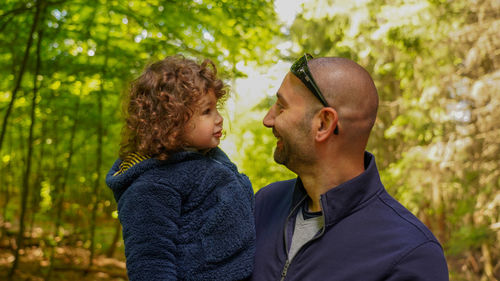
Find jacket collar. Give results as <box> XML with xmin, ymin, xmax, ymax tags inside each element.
<box><xmin>292</xmin><ymin>151</ymin><xmax>384</xmax><ymax>227</ymax></box>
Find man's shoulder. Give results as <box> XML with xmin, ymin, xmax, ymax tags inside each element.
<box><xmin>255</xmin><ymin>178</ymin><xmax>296</xmax><ymax>200</ymax></box>
<box><xmin>375</xmin><ymin>191</ymin><xmax>439</xmax><ymax>242</ymax></box>
<box><xmin>254</xmin><ymin>179</ymin><xmax>297</xmax><ymax>228</ymax></box>
<box><xmin>254</xmin><ymin>179</ymin><xmax>297</xmax><ymax>216</ymax></box>
<box><xmin>372</xmin><ymin>192</ymin><xmax>448</xmax><ymax>279</ymax></box>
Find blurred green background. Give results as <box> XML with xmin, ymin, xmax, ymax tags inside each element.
<box><xmin>0</xmin><ymin>0</ymin><xmax>498</xmax><ymax>280</ymax></box>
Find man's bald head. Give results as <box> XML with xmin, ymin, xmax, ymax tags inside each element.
<box><xmin>308</xmin><ymin>57</ymin><xmax>378</xmax><ymax>144</ymax></box>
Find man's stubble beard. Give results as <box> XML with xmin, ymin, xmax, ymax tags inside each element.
<box><xmin>273</xmin><ymin>117</ymin><xmax>315</xmax><ymax>170</ymax></box>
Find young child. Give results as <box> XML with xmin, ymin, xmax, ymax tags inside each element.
<box><xmin>106</xmin><ymin>55</ymin><xmax>255</xmax><ymax>281</ymax></box>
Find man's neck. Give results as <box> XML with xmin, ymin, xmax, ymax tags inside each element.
<box><xmin>299</xmin><ymin>174</ymin><xmax>331</xmax><ymax>212</ymax></box>
<box><xmin>298</xmin><ymin>155</ymin><xmax>365</xmax><ymax>213</ymax></box>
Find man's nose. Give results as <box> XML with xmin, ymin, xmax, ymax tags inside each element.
<box><xmin>263</xmin><ymin>106</ymin><xmax>275</xmax><ymax>128</ymax></box>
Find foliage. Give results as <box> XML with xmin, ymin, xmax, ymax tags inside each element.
<box><xmin>222</xmin><ymin>104</ymin><xmax>296</xmax><ymax>190</ymax></box>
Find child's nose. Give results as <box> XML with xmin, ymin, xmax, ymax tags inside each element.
<box><xmin>216</xmin><ymin>111</ymin><xmax>223</xmax><ymax>125</ymax></box>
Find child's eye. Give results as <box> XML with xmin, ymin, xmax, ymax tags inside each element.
<box><xmin>203</xmin><ymin>108</ymin><xmax>211</xmax><ymax>115</ymax></box>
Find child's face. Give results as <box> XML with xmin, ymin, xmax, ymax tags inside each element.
<box><xmin>184</xmin><ymin>91</ymin><xmax>223</xmax><ymax>151</ymax></box>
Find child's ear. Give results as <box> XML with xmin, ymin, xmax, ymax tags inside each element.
<box><xmin>315</xmin><ymin>108</ymin><xmax>338</xmax><ymax>142</ymax></box>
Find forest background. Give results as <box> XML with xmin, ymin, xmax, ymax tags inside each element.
<box><xmin>0</xmin><ymin>0</ymin><xmax>498</xmax><ymax>280</ymax></box>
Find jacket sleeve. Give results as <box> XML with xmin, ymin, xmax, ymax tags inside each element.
<box><xmin>386</xmin><ymin>241</ymin><xmax>449</xmax><ymax>281</ymax></box>
<box><xmin>117</xmin><ymin>182</ymin><xmax>181</xmax><ymax>281</ymax></box>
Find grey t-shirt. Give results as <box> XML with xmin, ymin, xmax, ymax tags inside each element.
<box><xmin>288</xmin><ymin>206</ymin><xmax>324</xmax><ymax>261</ymax></box>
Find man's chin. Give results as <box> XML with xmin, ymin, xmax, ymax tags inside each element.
<box><xmin>273</xmin><ymin>150</ymin><xmax>287</xmax><ymax>165</ymax></box>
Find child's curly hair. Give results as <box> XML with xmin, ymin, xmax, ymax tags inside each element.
<box><xmin>120</xmin><ymin>55</ymin><xmax>227</xmax><ymax>160</ymax></box>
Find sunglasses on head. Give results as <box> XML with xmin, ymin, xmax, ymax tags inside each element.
<box><xmin>290</xmin><ymin>53</ymin><xmax>339</xmax><ymax>135</ymax></box>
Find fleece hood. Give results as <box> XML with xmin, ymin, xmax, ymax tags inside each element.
<box><xmin>106</xmin><ymin>150</ymin><xmax>207</xmax><ymax>203</ymax></box>
<box><xmin>106</xmin><ymin>147</ymin><xmax>245</xmax><ymax>203</ymax></box>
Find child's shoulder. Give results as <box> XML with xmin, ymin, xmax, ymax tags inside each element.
<box><xmin>161</xmin><ymin>148</ymin><xmax>235</xmax><ymax>173</ymax></box>
<box><xmin>146</xmin><ymin>152</ymin><xmax>214</xmax><ymax>185</ymax></box>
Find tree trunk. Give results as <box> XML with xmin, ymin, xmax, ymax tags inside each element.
<box><xmin>45</xmin><ymin>97</ymin><xmax>81</xmax><ymax>281</ymax></box>
<box><xmin>0</xmin><ymin>145</ymin><xmax>13</xmax><ymax>243</ymax></box>
<box><xmin>106</xmin><ymin>219</ymin><xmax>121</xmax><ymax>258</ymax></box>
<box><xmin>87</xmin><ymin>61</ymin><xmax>106</xmax><ymax>271</ymax></box>
<box><xmin>28</xmin><ymin>120</ymin><xmax>47</xmax><ymax>235</ymax></box>
<box><xmin>8</xmin><ymin>2</ymin><xmax>44</xmax><ymax>278</ymax></box>
<box><xmin>481</xmin><ymin>243</ymin><xmax>496</xmax><ymax>281</ymax></box>
<box><xmin>0</xmin><ymin>0</ymin><xmax>42</xmax><ymax>154</ymax></box>
<box><xmin>87</xmin><ymin>11</ymin><xmax>110</xmax><ymax>270</ymax></box>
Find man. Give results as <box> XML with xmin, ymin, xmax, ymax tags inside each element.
<box><xmin>252</xmin><ymin>54</ymin><xmax>449</xmax><ymax>280</ymax></box>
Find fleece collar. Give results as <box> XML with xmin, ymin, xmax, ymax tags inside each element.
<box><xmin>292</xmin><ymin>152</ymin><xmax>384</xmax><ymax>227</ymax></box>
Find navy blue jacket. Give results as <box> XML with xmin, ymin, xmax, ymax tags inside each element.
<box><xmin>252</xmin><ymin>152</ymin><xmax>448</xmax><ymax>281</ymax></box>
<box><xmin>106</xmin><ymin>147</ymin><xmax>255</xmax><ymax>281</ymax></box>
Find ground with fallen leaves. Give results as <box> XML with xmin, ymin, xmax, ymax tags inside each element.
<box><xmin>0</xmin><ymin>244</ymin><xmax>127</xmax><ymax>280</ymax></box>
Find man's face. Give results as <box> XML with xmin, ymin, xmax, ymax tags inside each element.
<box><xmin>263</xmin><ymin>73</ymin><xmax>316</xmax><ymax>170</ymax></box>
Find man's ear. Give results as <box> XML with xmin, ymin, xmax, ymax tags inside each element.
<box><xmin>315</xmin><ymin>108</ymin><xmax>338</xmax><ymax>142</ymax></box>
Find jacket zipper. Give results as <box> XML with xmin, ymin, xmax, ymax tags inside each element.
<box><xmin>279</xmin><ymin>259</ymin><xmax>290</xmax><ymax>281</ymax></box>
<box><xmin>279</xmin><ymin>194</ymin><xmax>328</xmax><ymax>281</ymax></box>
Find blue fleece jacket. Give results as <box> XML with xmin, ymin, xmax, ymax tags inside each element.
<box><xmin>106</xmin><ymin>147</ymin><xmax>255</xmax><ymax>281</ymax></box>
<box><xmin>252</xmin><ymin>152</ymin><xmax>449</xmax><ymax>281</ymax></box>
